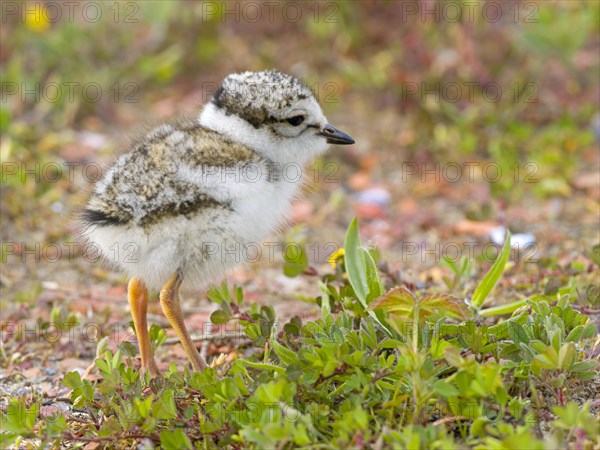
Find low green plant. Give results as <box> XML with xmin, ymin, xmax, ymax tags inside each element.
<box><xmin>1</xmin><ymin>220</ymin><xmax>597</xmax><ymax>449</ymax></box>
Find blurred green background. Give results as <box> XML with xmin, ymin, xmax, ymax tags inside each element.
<box><xmin>1</xmin><ymin>1</ymin><xmax>599</xmax><ymax>306</ymax></box>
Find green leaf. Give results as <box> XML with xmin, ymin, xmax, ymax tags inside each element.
<box><xmin>118</xmin><ymin>341</ymin><xmax>138</xmax><ymax>358</ymax></box>
<box><xmin>243</xmin><ymin>323</ymin><xmax>260</xmax><ymax>340</ymax></box>
<box><xmin>479</xmin><ymin>299</ymin><xmax>527</xmax><ymax>317</ymax></box>
<box><xmin>271</xmin><ymin>340</ymin><xmax>298</xmax><ymax>365</ymax></box>
<box><xmin>508</xmin><ymin>321</ymin><xmax>530</xmax><ymax>344</ymax></box>
<box><xmin>552</xmin><ymin>401</ymin><xmax>598</xmax><ymax>436</ymax></box>
<box><xmin>207</xmin><ymin>280</ymin><xmax>232</xmax><ymax>303</ymax></box>
<box><xmin>429</xmin><ymin>338</ymin><xmax>453</xmax><ymax>360</ymax></box>
<box><xmin>433</xmin><ymin>380</ymin><xmax>459</xmax><ymax>397</ymax></box>
<box><xmin>283</xmin><ymin>243</ymin><xmax>309</xmax><ymax>277</ymax></box>
<box><xmin>240</xmin><ymin>359</ymin><xmax>286</xmax><ymax>375</ymax></box>
<box><xmin>570</xmin><ymin>360</ymin><xmax>599</xmax><ymax>373</ymax></box>
<box><xmin>368</xmin><ymin>286</ymin><xmax>415</xmax><ymax>314</ymax></box>
<box><xmin>533</xmin><ymin>346</ymin><xmax>559</xmax><ymax>370</ymax></box>
<box><xmin>379</xmin><ymin>339</ymin><xmax>404</xmax><ymax>349</ymax></box>
<box><xmin>153</xmin><ymin>389</ymin><xmax>178</xmax><ymax>420</ymax></box>
<box><xmin>135</xmin><ymin>395</ymin><xmax>154</xmax><ymax>419</ymax></box>
<box><xmin>160</xmin><ymin>428</ymin><xmax>193</xmax><ymax>450</ymax></box>
<box><xmin>368</xmin><ymin>287</ymin><xmax>467</xmax><ymax>322</ymax></box>
<box><xmin>363</xmin><ymin>248</ymin><xmax>384</xmax><ymax>302</ymax></box>
<box><xmin>583</xmin><ymin>322</ymin><xmax>597</xmax><ymax>338</ymax></box>
<box><xmin>558</xmin><ymin>343</ymin><xmax>576</xmax><ymax>369</ymax></box>
<box><xmin>344</xmin><ymin>218</ymin><xmax>369</xmax><ymax>308</ymax></box>
<box><xmin>444</xmin><ymin>347</ymin><xmax>465</xmax><ymax>368</ymax></box>
<box><xmin>442</xmin><ymin>256</ymin><xmax>460</xmax><ymax>274</ymax></box>
<box><xmin>344</xmin><ymin>218</ymin><xmax>393</xmax><ymax>336</ymax></box>
<box><xmin>286</xmin><ymin>364</ymin><xmax>302</xmax><ymax>380</ymax></box>
<box><xmin>62</xmin><ymin>371</ymin><xmax>82</xmax><ymax>390</ymax></box>
<box><xmin>487</xmin><ymin>312</ymin><xmax>528</xmax><ymax>340</ymax></box>
<box><xmin>589</xmin><ymin>243</ymin><xmax>600</xmax><ymax>267</ymax></box>
<box><xmin>0</xmin><ymin>399</ymin><xmax>39</xmax><ymax>434</ymax></box>
<box><xmin>149</xmin><ymin>324</ymin><xmax>167</xmax><ymax>349</ymax></box>
<box><xmin>95</xmin><ymin>335</ymin><xmax>110</xmax><ymax>357</ymax></box>
<box><xmin>0</xmin><ymin>105</ymin><xmax>11</xmax><ymax>133</ymax></box>
<box><xmin>235</xmin><ymin>285</ymin><xmax>244</xmax><ymax>305</ymax></box>
<box><xmin>565</xmin><ymin>325</ymin><xmax>584</xmax><ymax>342</ymax></box>
<box><xmin>471</xmin><ymin>231</ymin><xmax>511</xmax><ymax>309</ymax></box>
<box><xmin>210</xmin><ymin>309</ymin><xmax>231</xmax><ymax>324</ymax></box>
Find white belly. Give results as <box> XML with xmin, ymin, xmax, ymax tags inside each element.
<box><xmin>83</xmin><ymin>176</ymin><xmax>301</xmax><ymax>292</ymax></box>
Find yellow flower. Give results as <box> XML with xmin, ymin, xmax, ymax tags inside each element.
<box><xmin>328</xmin><ymin>248</ymin><xmax>345</xmax><ymax>269</ymax></box>
<box><xmin>25</xmin><ymin>3</ymin><xmax>50</xmax><ymax>33</ymax></box>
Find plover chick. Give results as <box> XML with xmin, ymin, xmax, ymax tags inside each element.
<box><xmin>81</xmin><ymin>70</ymin><xmax>354</xmax><ymax>376</ymax></box>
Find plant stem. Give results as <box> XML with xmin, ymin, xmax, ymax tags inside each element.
<box><xmin>479</xmin><ymin>299</ymin><xmax>527</xmax><ymax>317</ymax></box>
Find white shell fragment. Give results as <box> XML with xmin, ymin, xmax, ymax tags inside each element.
<box><xmin>489</xmin><ymin>226</ymin><xmax>536</xmax><ymax>249</ymax></box>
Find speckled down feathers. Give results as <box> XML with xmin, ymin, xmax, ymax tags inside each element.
<box><xmin>81</xmin><ymin>70</ymin><xmax>333</xmax><ymax>291</ymax></box>
<box><xmin>213</xmin><ymin>70</ymin><xmax>313</xmax><ymax>128</ymax></box>
<box><xmin>84</xmin><ymin>118</ymin><xmax>261</xmax><ymax>228</ymax></box>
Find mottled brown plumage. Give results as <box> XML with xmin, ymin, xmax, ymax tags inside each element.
<box><xmin>81</xmin><ymin>70</ymin><xmax>354</xmax><ymax>376</ymax></box>
<box><xmin>84</xmin><ymin>118</ymin><xmax>265</xmax><ymax>228</ymax></box>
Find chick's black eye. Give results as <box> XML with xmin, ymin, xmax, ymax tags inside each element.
<box><xmin>286</xmin><ymin>115</ymin><xmax>305</xmax><ymax>126</ymax></box>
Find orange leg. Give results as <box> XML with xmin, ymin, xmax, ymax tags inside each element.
<box><xmin>128</xmin><ymin>277</ymin><xmax>159</xmax><ymax>377</ymax></box>
<box><xmin>159</xmin><ymin>271</ymin><xmax>207</xmax><ymax>371</ymax></box>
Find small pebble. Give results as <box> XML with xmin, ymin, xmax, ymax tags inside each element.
<box><xmin>591</xmin><ymin>112</ymin><xmax>600</xmax><ymax>140</ymax></box>
<box><xmin>79</xmin><ymin>131</ymin><xmax>108</xmax><ymax>149</ymax></box>
<box><xmin>356</xmin><ymin>187</ymin><xmax>391</xmax><ymax>207</ymax></box>
<box><xmin>43</xmin><ymin>367</ymin><xmax>58</xmax><ymax>376</ymax></box>
<box><xmin>489</xmin><ymin>226</ymin><xmax>536</xmax><ymax>249</ymax></box>
<box><xmin>51</xmin><ymin>202</ymin><xmax>63</xmax><ymax>213</ymax></box>
<box><xmin>42</xmin><ymin>281</ymin><xmax>59</xmax><ymax>290</ymax></box>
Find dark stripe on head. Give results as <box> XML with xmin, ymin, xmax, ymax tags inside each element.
<box><xmin>210</xmin><ymin>70</ymin><xmax>315</xmax><ymax>129</ymax></box>
<box><xmin>212</xmin><ymin>85</ymin><xmax>225</xmax><ymax>110</ymax></box>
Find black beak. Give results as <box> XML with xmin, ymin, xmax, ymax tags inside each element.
<box><xmin>319</xmin><ymin>124</ymin><xmax>355</xmax><ymax>145</ymax></box>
